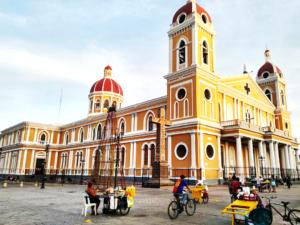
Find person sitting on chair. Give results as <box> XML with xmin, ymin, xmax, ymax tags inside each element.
<box><xmin>85</xmin><ymin>182</ymin><xmax>101</xmax><ymax>215</ymax></box>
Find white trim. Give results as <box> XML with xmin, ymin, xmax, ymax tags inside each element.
<box><xmin>176</xmin><ymin>36</ymin><xmax>189</xmax><ymax>71</ymax></box>
<box><xmin>183</xmin><ymin>99</ymin><xmax>189</xmax><ymax>117</ymax></box>
<box><xmin>261</xmin><ymin>71</ymin><xmax>270</xmax><ymax>79</ymax></box>
<box><xmin>37</xmin><ymin>130</ymin><xmax>50</xmax><ymax>143</ymax></box>
<box><xmin>204</xmin><ymin>87</ymin><xmax>212</xmax><ymax>101</ymax></box>
<box><xmin>143</xmin><ymin>110</ymin><xmax>155</xmax><ymax>131</ymax></box>
<box><xmin>174</xmin><ymin>142</ymin><xmax>188</xmax><ymax>161</ymax></box>
<box><xmin>177</xmin><ymin>12</ymin><xmax>187</xmax><ymax>24</ymax></box>
<box><xmin>174</xmin><ymin>101</ymin><xmax>179</xmax><ymax>119</ymax></box>
<box><xmin>175</xmin><ymin>87</ymin><xmax>187</xmax><ymax>101</ymax></box>
<box><xmin>205</xmin><ymin>143</ymin><xmax>216</xmax><ymax>161</ymax></box>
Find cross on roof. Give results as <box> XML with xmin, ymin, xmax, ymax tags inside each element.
<box><xmin>150</xmin><ymin>108</ymin><xmax>172</xmax><ymax>163</ymax></box>
<box><xmin>244</xmin><ymin>83</ymin><xmax>251</xmax><ymax>95</ymax></box>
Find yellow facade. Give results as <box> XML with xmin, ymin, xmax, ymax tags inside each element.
<box><xmin>0</xmin><ymin>0</ymin><xmax>299</xmax><ymax>184</ymax></box>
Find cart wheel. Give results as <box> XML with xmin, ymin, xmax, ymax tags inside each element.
<box><xmin>120</xmin><ymin>203</ymin><xmax>130</xmax><ymax>216</ymax></box>
<box><xmin>194</xmin><ymin>199</ymin><xmax>200</xmax><ymax>203</ymax></box>
<box><xmin>234</xmin><ymin>219</ymin><xmax>241</xmax><ymax>224</ymax></box>
<box><xmin>202</xmin><ymin>196</ymin><xmax>209</xmax><ymax>204</ymax></box>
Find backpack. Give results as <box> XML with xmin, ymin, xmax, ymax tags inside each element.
<box><xmin>229</xmin><ymin>181</ymin><xmax>237</xmax><ymax>194</ymax></box>
<box><xmin>173</xmin><ymin>179</ymin><xmax>182</xmax><ymax>193</ymax></box>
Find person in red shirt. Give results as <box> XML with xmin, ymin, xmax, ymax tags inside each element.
<box><xmin>229</xmin><ymin>176</ymin><xmax>242</xmax><ymax>203</ymax></box>
<box><xmin>85</xmin><ymin>182</ymin><xmax>101</xmax><ymax>215</ymax></box>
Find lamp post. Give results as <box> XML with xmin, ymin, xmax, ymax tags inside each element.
<box><xmin>79</xmin><ymin>154</ymin><xmax>85</xmax><ymax>185</ymax></box>
<box><xmin>258</xmin><ymin>156</ymin><xmax>265</xmax><ymax>178</ymax></box>
<box><xmin>41</xmin><ymin>144</ymin><xmax>50</xmax><ymax>189</ymax></box>
<box><xmin>113</xmin><ymin>131</ymin><xmax>123</xmax><ymax>189</ymax></box>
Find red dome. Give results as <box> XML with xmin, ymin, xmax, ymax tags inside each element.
<box><xmin>104</xmin><ymin>65</ymin><xmax>112</xmax><ymax>70</ymax></box>
<box><xmin>90</xmin><ymin>78</ymin><xmax>123</xmax><ymax>96</ymax></box>
<box><xmin>172</xmin><ymin>2</ymin><xmax>212</xmax><ymax>24</ymax></box>
<box><xmin>265</xmin><ymin>50</ymin><xmax>270</xmax><ymax>53</ymax></box>
<box><xmin>257</xmin><ymin>62</ymin><xmax>282</xmax><ymax>77</ymax></box>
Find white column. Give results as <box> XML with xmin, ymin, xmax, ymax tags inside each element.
<box><xmin>26</xmin><ymin>127</ymin><xmax>30</xmax><ymax>142</ymax></box>
<box><xmin>280</xmin><ymin>147</ymin><xmax>286</xmax><ymax>169</ymax></box>
<box><xmin>236</xmin><ymin>136</ymin><xmax>244</xmax><ymax>174</ymax></box>
<box><xmin>129</xmin><ymin>142</ymin><xmax>133</xmax><ymax>168</ymax></box>
<box><xmin>33</xmin><ymin>128</ymin><xmax>38</xmax><ymax>142</ymax></box>
<box><xmin>288</xmin><ymin>145</ymin><xmax>294</xmax><ymax>170</ymax></box>
<box><xmin>223</xmin><ymin>94</ymin><xmax>226</xmax><ymax>121</ymax></box>
<box><xmin>275</xmin><ymin>80</ymin><xmax>280</xmax><ymax>108</ymax></box>
<box><xmin>169</xmin><ymin>36</ymin><xmax>173</xmax><ymax>73</ymax></box>
<box><xmin>22</xmin><ymin>149</ymin><xmax>28</xmax><ymax>173</ymax></box>
<box><xmin>85</xmin><ymin>148</ymin><xmax>90</xmax><ymax>170</ymax></box>
<box><xmin>296</xmin><ymin>149</ymin><xmax>300</xmax><ymax>170</ymax></box>
<box><xmin>30</xmin><ymin>150</ymin><xmax>35</xmax><ymax>169</ymax></box>
<box><xmin>225</xmin><ymin>142</ymin><xmax>229</xmax><ymax>167</ymax></box>
<box><xmin>274</xmin><ymin>142</ymin><xmax>280</xmax><ymax>169</ymax></box>
<box><xmin>260</xmin><ymin>110</ymin><xmax>263</xmax><ymax>126</ymax></box>
<box><xmin>168</xmin><ymin>135</ymin><xmax>172</xmax><ymax>167</ymax></box>
<box><xmin>248</xmin><ymin>139</ymin><xmax>254</xmax><ymax>168</ymax></box>
<box><xmin>69</xmin><ymin>150</ymin><xmax>73</xmax><ymax>169</ymax></box>
<box><xmin>134</xmin><ymin>113</ymin><xmax>138</xmax><ymax>132</ymax></box>
<box><xmin>50</xmin><ymin>130</ymin><xmax>54</xmax><ymax>144</ymax></box>
<box><xmin>237</xmin><ymin>99</ymin><xmax>240</xmax><ymax>120</ymax></box>
<box><xmin>285</xmin><ymin>145</ymin><xmax>291</xmax><ymax>169</ymax></box>
<box><xmin>54</xmin><ymin>152</ymin><xmax>58</xmax><ymax>169</ymax></box>
<box><xmin>269</xmin><ymin>141</ymin><xmax>276</xmax><ymax>170</ymax></box>
<box><xmin>190</xmin><ymin>133</ymin><xmax>196</xmax><ymax>168</ymax></box>
<box><xmin>47</xmin><ymin>151</ymin><xmax>52</xmax><ymax>169</ymax></box>
<box><xmin>133</xmin><ymin>142</ymin><xmax>137</xmax><ymax>168</ymax></box>
<box><xmin>131</xmin><ymin>114</ymin><xmax>134</xmax><ymax>132</ymax></box>
<box><xmin>17</xmin><ymin>149</ymin><xmax>22</xmax><ymax>172</ymax></box>
<box><xmin>258</xmin><ymin>141</ymin><xmax>264</xmax><ymax>167</ymax></box>
<box><xmin>57</xmin><ymin>132</ymin><xmax>61</xmax><ymax>144</ymax></box>
<box><xmin>199</xmin><ymin>132</ymin><xmax>205</xmax><ymax>179</ymax></box>
<box><xmin>263</xmin><ymin>142</ymin><xmax>268</xmax><ymax>167</ymax></box>
<box><xmin>92</xmin><ymin>96</ymin><xmax>95</xmax><ymax>113</ymax></box>
<box><xmin>217</xmin><ymin>135</ymin><xmax>222</xmax><ymax>179</ymax></box>
<box><xmin>6</xmin><ymin>152</ymin><xmax>11</xmax><ymax>172</ymax></box>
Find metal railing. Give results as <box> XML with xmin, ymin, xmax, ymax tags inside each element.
<box><xmin>223</xmin><ymin>167</ymin><xmax>256</xmax><ymax>180</ymax></box>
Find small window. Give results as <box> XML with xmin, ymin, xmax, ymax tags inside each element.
<box><xmin>204</xmin><ymin>89</ymin><xmax>211</xmax><ymax>101</ymax></box>
<box><xmin>121</xmin><ymin>122</ymin><xmax>125</xmax><ymax>135</ymax></box>
<box><xmin>177</xmin><ymin>88</ymin><xmax>186</xmax><ymax>100</ymax></box>
<box><xmin>178</xmin><ymin>14</ymin><xmax>186</xmax><ymax>24</ymax></box>
<box><xmin>285</xmin><ymin>122</ymin><xmax>289</xmax><ymax>130</ymax></box>
<box><xmin>262</xmin><ymin>72</ymin><xmax>269</xmax><ymax>79</ymax></box>
<box><xmin>144</xmin><ymin>145</ymin><xmax>148</xmax><ymax>166</ymax></box>
<box><xmin>176</xmin><ymin>144</ymin><xmax>187</xmax><ymax>159</ymax></box>
<box><xmin>206</xmin><ymin>144</ymin><xmax>215</xmax><ymax>160</ymax></box>
<box><xmin>179</xmin><ymin>40</ymin><xmax>186</xmax><ymax>64</ymax></box>
<box><xmin>148</xmin><ymin>116</ymin><xmax>153</xmax><ymax>131</ymax></box>
<box><xmin>90</xmin><ymin>100</ymin><xmax>93</xmax><ymax>111</ymax></box>
<box><xmin>97</xmin><ymin>124</ymin><xmax>102</xmax><ymax>140</ymax></box>
<box><xmin>104</xmin><ymin>99</ymin><xmax>109</xmax><ymax>109</ymax></box>
<box><xmin>41</xmin><ymin>134</ymin><xmax>46</xmax><ymax>141</ymax></box>
<box><xmin>202</xmin><ymin>14</ymin><xmax>207</xmax><ymax>24</ymax></box>
<box><xmin>66</xmin><ymin>134</ymin><xmax>69</xmax><ymax>145</ymax></box>
<box><xmin>265</xmin><ymin>89</ymin><xmax>272</xmax><ymax>101</ymax></box>
<box><xmin>95</xmin><ymin>99</ymin><xmax>100</xmax><ymax>110</ymax></box>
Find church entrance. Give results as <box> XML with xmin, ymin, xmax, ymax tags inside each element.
<box><xmin>35</xmin><ymin>159</ymin><xmax>44</xmax><ymax>175</ymax></box>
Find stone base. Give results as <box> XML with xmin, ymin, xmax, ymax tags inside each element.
<box><xmin>143</xmin><ymin>178</ymin><xmax>174</xmax><ymax>188</ymax></box>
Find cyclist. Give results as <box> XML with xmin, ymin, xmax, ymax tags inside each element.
<box><xmin>173</xmin><ymin>174</ymin><xmax>192</xmax><ymax>205</ymax></box>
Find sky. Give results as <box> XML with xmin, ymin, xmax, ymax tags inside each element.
<box><xmin>0</xmin><ymin>0</ymin><xmax>300</xmax><ymax>138</ymax></box>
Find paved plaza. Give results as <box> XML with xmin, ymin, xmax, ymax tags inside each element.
<box><xmin>0</xmin><ymin>183</ymin><xmax>299</xmax><ymax>225</ymax></box>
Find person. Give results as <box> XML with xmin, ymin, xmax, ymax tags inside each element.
<box><xmin>173</xmin><ymin>174</ymin><xmax>192</xmax><ymax>205</ymax></box>
<box><xmin>271</xmin><ymin>175</ymin><xmax>276</xmax><ymax>192</ymax></box>
<box><xmin>256</xmin><ymin>175</ymin><xmax>263</xmax><ymax>192</ymax></box>
<box><xmin>286</xmin><ymin>174</ymin><xmax>291</xmax><ymax>189</ymax></box>
<box><xmin>85</xmin><ymin>182</ymin><xmax>101</xmax><ymax>215</ymax></box>
<box><xmin>229</xmin><ymin>176</ymin><xmax>242</xmax><ymax>203</ymax></box>
<box><xmin>7</xmin><ymin>175</ymin><xmax>11</xmax><ymax>181</ymax></box>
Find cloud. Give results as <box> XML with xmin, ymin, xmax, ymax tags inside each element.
<box><xmin>0</xmin><ymin>12</ymin><xmax>27</xmax><ymax>24</ymax></box>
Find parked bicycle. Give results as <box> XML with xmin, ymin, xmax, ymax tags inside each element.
<box><xmin>262</xmin><ymin>196</ymin><xmax>300</xmax><ymax>224</ymax></box>
<box><xmin>168</xmin><ymin>190</ymin><xmax>196</xmax><ymax>219</ymax></box>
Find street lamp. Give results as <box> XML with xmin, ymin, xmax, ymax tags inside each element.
<box><xmin>79</xmin><ymin>156</ymin><xmax>85</xmax><ymax>185</ymax></box>
<box><xmin>258</xmin><ymin>156</ymin><xmax>265</xmax><ymax>178</ymax></box>
<box><xmin>41</xmin><ymin>144</ymin><xmax>50</xmax><ymax>189</ymax></box>
<box><xmin>113</xmin><ymin>131</ymin><xmax>123</xmax><ymax>189</ymax></box>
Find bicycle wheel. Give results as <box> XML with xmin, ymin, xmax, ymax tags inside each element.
<box><xmin>202</xmin><ymin>196</ymin><xmax>209</xmax><ymax>204</ymax></box>
<box><xmin>119</xmin><ymin>203</ymin><xmax>130</xmax><ymax>216</ymax></box>
<box><xmin>168</xmin><ymin>201</ymin><xmax>179</xmax><ymax>219</ymax></box>
<box><xmin>185</xmin><ymin>199</ymin><xmax>196</xmax><ymax>216</ymax></box>
<box><xmin>288</xmin><ymin>209</ymin><xmax>300</xmax><ymax>224</ymax></box>
<box><xmin>194</xmin><ymin>199</ymin><xmax>200</xmax><ymax>203</ymax></box>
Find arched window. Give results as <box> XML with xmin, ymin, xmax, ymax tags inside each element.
<box><xmin>80</xmin><ymin>130</ymin><xmax>84</xmax><ymax>143</ymax></box>
<box><xmin>265</xmin><ymin>89</ymin><xmax>272</xmax><ymax>102</ymax></box>
<box><xmin>120</xmin><ymin>122</ymin><xmax>125</xmax><ymax>135</ymax></box>
<box><xmin>16</xmin><ymin>131</ymin><xmax>20</xmax><ymax>143</ymax></box>
<box><xmin>245</xmin><ymin>109</ymin><xmax>251</xmax><ymax>123</ymax></box>
<box><xmin>218</xmin><ymin>102</ymin><xmax>222</xmax><ymax>122</ymax></box>
<box><xmin>148</xmin><ymin>116</ymin><xmax>153</xmax><ymax>131</ymax></box>
<box><xmin>97</xmin><ymin>124</ymin><xmax>102</xmax><ymax>140</ymax></box>
<box><xmin>202</xmin><ymin>41</ymin><xmax>208</xmax><ymax>64</ymax></box>
<box><xmin>95</xmin><ymin>99</ymin><xmax>100</xmax><ymax>110</ymax></box>
<box><xmin>178</xmin><ymin>40</ymin><xmax>186</xmax><ymax>65</ymax></box>
<box><xmin>92</xmin><ymin>128</ymin><xmax>95</xmax><ymax>140</ymax></box>
<box><xmin>227</xmin><ymin>104</ymin><xmax>233</xmax><ymax>121</ymax></box>
<box><xmin>66</xmin><ymin>134</ymin><xmax>69</xmax><ymax>145</ymax></box>
<box><xmin>150</xmin><ymin>144</ymin><xmax>155</xmax><ymax>166</ymax></box>
<box><xmin>144</xmin><ymin>145</ymin><xmax>148</xmax><ymax>166</ymax></box>
<box><xmin>174</xmin><ymin>102</ymin><xmax>179</xmax><ymax>119</ymax></box>
<box><xmin>75</xmin><ymin>152</ymin><xmax>79</xmax><ymax>168</ymax></box>
<box><xmin>90</xmin><ymin>100</ymin><xmax>93</xmax><ymax>111</ymax></box>
<box><xmin>103</xmin><ymin>99</ymin><xmax>109</xmax><ymax>109</ymax></box>
<box><xmin>11</xmin><ymin>152</ymin><xmax>18</xmax><ymax>168</ymax></box>
<box><xmin>41</xmin><ymin>134</ymin><xmax>46</xmax><ymax>141</ymax></box>
<box><xmin>121</xmin><ymin>147</ymin><xmax>125</xmax><ymax>166</ymax></box>
<box><xmin>184</xmin><ymin>99</ymin><xmax>189</xmax><ymax>117</ymax></box>
<box><xmin>281</xmin><ymin>90</ymin><xmax>285</xmax><ymax>105</ymax></box>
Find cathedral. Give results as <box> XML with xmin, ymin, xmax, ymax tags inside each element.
<box><xmin>0</xmin><ymin>0</ymin><xmax>299</xmax><ymax>184</ymax></box>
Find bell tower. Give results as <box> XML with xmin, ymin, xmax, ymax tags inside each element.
<box><xmin>168</xmin><ymin>0</ymin><xmax>217</xmax><ymax>74</ymax></box>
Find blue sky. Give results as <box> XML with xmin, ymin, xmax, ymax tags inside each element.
<box><xmin>0</xmin><ymin>0</ymin><xmax>300</xmax><ymax>138</ymax></box>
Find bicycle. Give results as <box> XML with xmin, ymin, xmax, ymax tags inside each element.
<box><xmin>168</xmin><ymin>190</ymin><xmax>196</xmax><ymax>219</ymax></box>
<box><xmin>262</xmin><ymin>196</ymin><xmax>300</xmax><ymax>224</ymax></box>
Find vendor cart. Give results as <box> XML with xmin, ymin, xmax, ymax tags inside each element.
<box><xmin>192</xmin><ymin>185</ymin><xmax>209</xmax><ymax>204</ymax></box>
<box><xmin>260</xmin><ymin>182</ymin><xmax>271</xmax><ymax>192</ymax></box>
<box><xmin>221</xmin><ymin>199</ymin><xmax>258</xmax><ymax>225</ymax></box>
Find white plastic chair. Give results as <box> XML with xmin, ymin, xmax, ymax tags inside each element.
<box><xmin>82</xmin><ymin>193</ymin><xmax>96</xmax><ymax>217</ymax></box>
